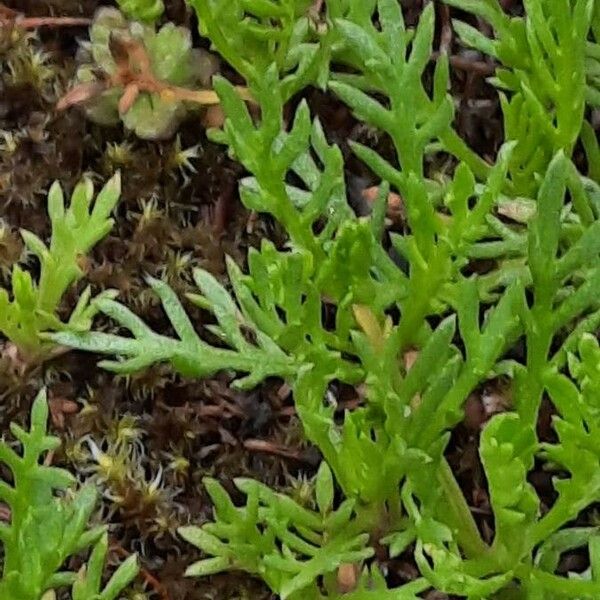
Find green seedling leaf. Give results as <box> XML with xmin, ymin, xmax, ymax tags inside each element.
<box><xmin>0</xmin><ymin>175</ymin><xmax>120</xmax><ymax>361</ymax></box>
<box><xmin>0</xmin><ymin>391</ymin><xmax>137</xmax><ymax>599</ymax></box>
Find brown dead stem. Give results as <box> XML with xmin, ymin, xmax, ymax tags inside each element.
<box><xmin>111</xmin><ymin>542</ymin><xmax>171</xmax><ymax>600</ymax></box>
<box><xmin>0</xmin><ymin>5</ymin><xmax>90</xmax><ymax>29</ymax></box>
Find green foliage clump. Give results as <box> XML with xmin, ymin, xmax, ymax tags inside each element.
<box><xmin>327</xmin><ymin>1</ymin><xmax>490</xmax><ymax>183</ymax></box>
<box><xmin>0</xmin><ymin>174</ymin><xmax>120</xmax><ymax>361</ymax></box>
<box><xmin>445</xmin><ymin>0</ymin><xmax>594</xmax><ymax>195</ymax></box>
<box><xmin>179</xmin><ymin>463</ymin><xmax>431</xmax><ymax>600</ymax></box>
<box><xmin>50</xmin><ymin>0</ymin><xmax>600</xmax><ymax>598</ymax></box>
<box><xmin>0</xmin><ymin>390</ymin><xmax>138</xmax><ymax>599</ymax></box>
<box><xmin>188</xmin><ymin>0</ymin><xmax>319</xmax><ymax>99</ymax></box>
<box><xmin>75</xmin><ymin>8</ymin><xmax>216</xmax><ymax>140</ymax></box>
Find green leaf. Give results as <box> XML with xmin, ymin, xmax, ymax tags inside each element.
<box><xmin>116</xmin><ymin>0</ymin><xmax>163</xmax><ymax>22</ymax></box>
<box><xmin>0</xmin><ymin>175</ymin><xmax>120</xmax><ymax>360</ymax></box>
<box><xmin>480</xmin><ymin>412</ymin><xmax>539</xmax><ymax>561</ymax></box>
<box><xmin>183</xmin><ymin>556</ymin><xmax>231</xmax><ymax>577</ymax></box>
<box><xmin>0</xmin><ymin>391</ymin><xmax>135</xmax><ymax>599</ymax></box>
<box><xmin>315</xmin><ymin>462</ymin><xmax>334</xmax><ymax>515</ymax></box>
<box><xmin>528</xmin><ymin>152</ymin><xmax>568</xmax><ymax>294</ymax></box>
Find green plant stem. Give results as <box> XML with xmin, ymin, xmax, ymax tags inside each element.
<box><xmin>262</xmin><ymin>179</ymin><xmax>325</xmax><ymax>262</ymax></box>
<box><xmin>37</xmin><ymin>266</ymin><xmax>77</xmax><ymax>315</ymax></box>
<box><xmin>531</xmin><ymin>506</ymin><xmax>576</xmax><ymax>550</ymax></box>
<box><xmin>438</xmin><ymin>457</ymin><xmax>489</xmax><ymax>559</ymax></box>
<box><xmin>395</xmin><ymin>253</ymin><xmax>450</xmax><ymax>350</ymax></box>
<box><xmin>519</xmin><ymin>304</ymin><xmax>554</xmax><ymax>429</ymax></box>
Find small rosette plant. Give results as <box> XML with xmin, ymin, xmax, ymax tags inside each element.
<box><xmin>71</xmin><ymin>8</ymin><xmax>218</xmax><ymax>139</ymax></box>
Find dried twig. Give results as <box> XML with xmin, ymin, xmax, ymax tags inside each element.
<box><xmin>13</xmin><ymin>16</ymin><xmax>91</xmax><ymax>28</ymax></box>
<box><xmin>439</xmin><ymin>4</ymin><xmax>453</xmax><ymax>55</ymax></box>
<box><xmin>243</xmin><ymin>439</ymin><xmax>313</xmax><ymax>462</ymax></box>
<box><xmin>0</xmin><ymin>5</ymin><xmax>90</xmax><ymax>29</ymax></box>
<box><xmin>309</xmin><ymin>0</ymin><xmax>325</xmax><ymax>16</ymax></box>
<box><xmin>431</xmin><ymin>51</ymin><xmax>496</xmax><ymax>76</ymax></box>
